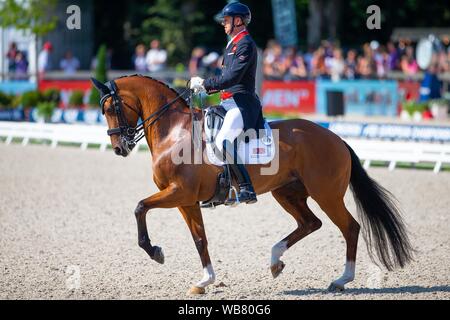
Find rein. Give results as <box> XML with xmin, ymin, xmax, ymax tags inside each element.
<box><xmin>100</xmin><ymin>79</ymin><xmax>191</xmax><ymax>152</ymax></box>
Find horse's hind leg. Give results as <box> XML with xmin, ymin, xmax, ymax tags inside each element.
<box><xmin>270</xmin><ymin>181</ymin><xmax>322</xmax><ymax>278</ymax></box>
<box><xmin>317</xmin><ymin>198</ymin><xmax>360</xmax><ymax>291</ymax></box>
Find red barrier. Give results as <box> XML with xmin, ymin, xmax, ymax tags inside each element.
<box><xmin>261</xmin><ymin>81</ymin><xmax>316</xmax><ymax>114</ymax></box>
<box><xmin>38</xmin><ymin>80</ymin><xmax>92</xmax><ymax>92</ymax></box>
<box><xmin>398</xmin><ymin>81</ymin><xmax>420</xmax><ymax>101</ymax></box>
<box><xmin>397</xmin><ymin>81</ymin><xmax>421</xmax><ymax>114</ymax></box>
<box><xmin>38</xmin><ymin>80</ymin><xmax>92</xmax><ymax>108</ymax></box>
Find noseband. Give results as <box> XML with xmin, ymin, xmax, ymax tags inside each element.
<box><xmin>100</xmin><ymin>80</ymin><xmax>190</xmax><ymax>152</ymax></box>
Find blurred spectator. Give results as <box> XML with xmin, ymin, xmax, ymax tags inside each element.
<box><xmin>189</xmin><ymin>47</ymin><xmax>206</xmax><ymax>76</ymax></box>
<box><xmin>447</xmin><ymin>49</ymin><xmax>450</xmax><ymax>72</ymax></box>
<box><xmin>38</xmin><ymin>41</ymin><xmax>53</xmax><ymax>77</ymax></box>
<box><xmin>303</xmin><ymin>46</ymin><xmax>315</xmax><ymax>74</ymax></box>
<box><xmin>14</xmin><ymin>51</ymin><xmax>29</xmax><ymax>80</ymax></box>
<box><xmin>329</xmin><ymin>48</ymin><xmax>345</xmax><ymax>81</ymax></box>
<box><xmin>6</xmin><ymin>42</ymin><xmax>18</xmax><ymax>75</ymax></box>
<box><xmin>202</xmin><ymin>51</ymin><xmax>221</xmax><ymax>77</ymax></box>
<box><xmin>400</xmin><ymin>46</ymin><xmax>419</xmax><ymax>76</ymax></box>
<box><xmin>263</xmin><ymin>40</ymin><xmax>284</xmax><ymax>79</ymax></box>
<box><xmin>419</xmin><ymin>63</ymin><xmax>442</xmax><ymax>101</ymax></box>
<box><xmin>344</xmin><ymin>49</ymin><xmax>358</xmax><ymax>79</ymax></box>
<box><xmin>397</xmin><ymin>38</ymin><xmax>408</xmax><ymax>62</ymax></box>
<box><xmin>60</xmin><ymin>50</ymin><xmax>80</xmax><ymax>75</ymax></box>
<box><xmin>357</xmin><ymin>55</ymin><xmax>373</xmax><ymax>79</ymax></box>
<box><xmin>146</xmin><ymin>40</ymin><xmax>167</xmax><ymax>73</ymax></box>
<box><xmin>283</xmin><ymin>48</ymin><xmax>308</xmax><ymax>80</ymax></box>
<box><xmin>372</xmin><ymin>42</ymin><xmax>388</xmax><ymax>79</ymax></box>
<box><xmin>437</xmin><ymin>51</ymin><xmax>449</xmax><ymax>73</ymax></box>
<box><xmin>133</xmin><ymin>44</ymin><xmax>147</xmax><ymax>72</ymax></box>
<box><xmin>386</xmin><ymin>41</ymin><xmax>400</xmax><ymax>71</ymax></box>
<box><xmin>321</xmin><ymin>40</ymin><xmax>334</xmax><ymax>58</ymax></box>
<box><xmin>441</xmin><ymin>35</ymin><xmax>450</xmax><ymax>51</ymax></box>
<box><xmin>311</xmin><ymin>47</ymin><xmax>328</xmax><ymax>79</ymax></box>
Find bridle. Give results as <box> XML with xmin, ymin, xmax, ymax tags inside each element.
<box><xmin>100</xmin><ymin>80</ymin><xmax>191</xmax><ymax>152</ymax></box>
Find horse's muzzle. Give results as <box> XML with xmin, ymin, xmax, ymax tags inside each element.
<box><xmin>114</xmin><ymin>145</ymin><xmax>129</xmax><ymax>157</ymax></box>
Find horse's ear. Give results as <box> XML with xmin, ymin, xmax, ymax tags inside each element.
<box><xmin>90</xmin><ymin>78</ymin><xmax>110</xmax><ymax>96</ymax></box>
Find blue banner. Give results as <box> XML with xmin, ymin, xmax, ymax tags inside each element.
<box><xmin>316</xmin><ymin>80</ymin><xmax>398</xmax><ymax>117</ymax></box>
<box><xmin>317</xmin><ymin>121</ymin><xmax>450</xmax><ymax>143</ymax></box>
<box><xmin>0</xmin><ymin>81</ymin><xmax>37</xmax><ymax>94</ymax></box>
<box><xmin>0</xmin><ymin>109</ymin><xmax>24</xmax><ymax>121</ymax></box>
<box><xmin>28</xmin><ymin>108</ymin><xmax>106</xmax><ymax>125</ymax></box>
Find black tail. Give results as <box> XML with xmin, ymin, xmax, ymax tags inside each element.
<box><xmin>345</xmin><ymin>142</ymin><xmax>414</xmax><ymax>270</ymax></box>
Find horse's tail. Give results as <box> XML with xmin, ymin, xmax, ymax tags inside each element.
<box><xmin>344</xmin><ymin>142</ymin><xmax>414</xmax><ymax>270</ymax></box>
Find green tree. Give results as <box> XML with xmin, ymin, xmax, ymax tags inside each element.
<box><xmin>89</xmin><ymin>45</ymin><xmax>108</xmax><ymax>108</ymax></box>
<box><xmin>0</xmin><ymin>0</ymin><xmax>57</xmax><ymax>36</ymax></box>
<box><xmin>140</xmin><ymin>0</ymin><xmax>208</xmax><ymax>65</ymax></box>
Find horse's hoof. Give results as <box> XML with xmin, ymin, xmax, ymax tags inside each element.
<box><xmin>188</xmin><ymin>286</ymin><xmax>206</xmax><ymax>295</ymax></box>
<box><xmin>151</xmin><ymin>246</ymin><xmax>165</xmax><ymax>264</ymax></box>
<box><xmin>270</xmin><ymin>261</ymin><xmax>285</xmax><ymax>279</ymax></box>
<box><xmin>328</xmin><ymin>282</ymin><xmax>345</xmax><ymax>292</ymax></box>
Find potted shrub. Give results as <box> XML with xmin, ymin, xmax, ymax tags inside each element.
<box><xmin>63</xmin><ymin>90</ymin><xmax>84</xmax><ymax>123</ymax></box>
<box><xmin>36</xmin><ymin>101</ymin><xmax>57</xmax><ymax>123</ymax></box>
<box><xmin>401</xmin><ymin>101</ymin><xmax>428</xmax><ymax>122</ymax></box>
<box><xmin>429</xmin><ymin>99</ymin><xmax>449</xmax><ymax>121</ymax></box>
<box><xmin>68</xmin><ymin>90</ymin><xmax>85</xmax><ymax>109</ymax></box>
<box><xmin>10</xmin><ymin>94</ymin><xmax>22</xmax><ymax>109</ymax></box>
<box><xmin>41</xmin><ymin>88</ymin><xmax>61</xmax><ymax>105</ymax></box>
<box><xmin>21</xmin><ymin>91</ymin><xmax>40</xmax><ymax>121</ymax></box>
<box><xmin>0</xmin><ymin>91</ymin><xmax>12</xmax><ymax>109</ymax></box>
<box><xmin>40</xmin><ymin>88</ymin><xmax>62</xmax><ymax>122</ymax></box>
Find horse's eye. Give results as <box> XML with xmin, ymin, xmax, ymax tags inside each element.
<box><xmin>105</xmin><ymin>107</ymin><xmax>115</xmax><ymax>115</ymax></box>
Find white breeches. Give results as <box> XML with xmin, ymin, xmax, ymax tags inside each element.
<box><xmin>215</xmin><ymin>98</ymin><xmax>244</xmax><ymax>153</ymax></box>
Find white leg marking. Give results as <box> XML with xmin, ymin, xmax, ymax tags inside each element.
<box><xmin>196</xmin><ymin>264</ymin><xmax>216</xmax><ymax>288</ymax></box>
<box><xmin>333</xmin><ymin>260</ymin><xmax>355</xmax><ymax>288</ymax></box>
<box><xmin>271</xmin><ymin>241</ymin><xmax>288</xmax><ymax>266</ymax></box>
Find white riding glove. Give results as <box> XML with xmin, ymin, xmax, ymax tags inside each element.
<box><xmin>190</xmin><ymin>76</ymin><xmax>205</xmax><ymax>93</ymax></box>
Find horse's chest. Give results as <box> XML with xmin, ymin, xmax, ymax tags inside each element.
<box><xmin>152</xmin><ymin>144</ymin><xmax>184</xmax><ymax>183</ymax></box>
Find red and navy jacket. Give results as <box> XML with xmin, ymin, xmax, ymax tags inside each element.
<box><xmin>203</xmin><ymin>30</ymin><xmax>264</xmax><ymax>131</ymax></box>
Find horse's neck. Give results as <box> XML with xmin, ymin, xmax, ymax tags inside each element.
<box><xmin>142</xmin><ymin>100</ymin><xmax>198</xmax><ymax>154</ymax></box>
<box><xmin>133</xmin><ymin>78</ymin><xmax>203</xmax><ymax>154</ymax></box>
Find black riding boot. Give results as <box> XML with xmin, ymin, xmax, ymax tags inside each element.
<box><xmin>222</xmin><ymin>140</ymin><xmax>257</xmax><ymax>204</ymax></box>
<box><xmin>229</xmin><ymin>162</ymin><xmax>257</xmax><ymax>204</ymax></box>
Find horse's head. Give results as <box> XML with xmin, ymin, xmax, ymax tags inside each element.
<box><xmin>91</xmin><ymin>78</ymin><xmax>141</xmax><ymax>157</ymax></box>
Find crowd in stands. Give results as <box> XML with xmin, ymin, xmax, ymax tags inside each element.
<box><xmin>131</xmin><ymin>37</ymin><xmax>450</xmax><ymax>81</ymax></box>
<box><xmin>262</xmin><ymin>38</ymin><xmax>450</xmax><ymax>81</ymax></box>
<box><xmin>133</xmin><ymin>42</ymin><xmax>222</xmax><ymax>77</ymax></box>
<box><xmin>6</xmin><ymin>36</ymin><xmax>450</xmax><ymax>81</ymax></box>
<box><xmin>5</xmin><ymin>41</ymin><xmax>82</xmax><ymax>80</ymax></box>
<box><xmin>5</xmin><ymin>42</ymin><xmax>29</xmax><ymax>80</ymax></box>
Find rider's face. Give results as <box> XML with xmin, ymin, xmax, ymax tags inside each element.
<box><xmin>221</xmin><ymin>16</ymin><xmax>233</xmax><ymax>35</ymax></box>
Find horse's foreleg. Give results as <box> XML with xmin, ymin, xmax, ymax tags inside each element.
<box><xmin>134</xmin><ymin>183</ymin><xmax>183</xmax><ymax>264</ymax></box>
<box><xmin>179</xmin><ymin>204</ymin><xmax>215</xmax><ymax>295</ymax></box>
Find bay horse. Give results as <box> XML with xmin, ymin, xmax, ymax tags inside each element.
<box><xmin>91</xmin><ymin>75</ymin><xmax>413</xmax><ymax>294</ymax></box>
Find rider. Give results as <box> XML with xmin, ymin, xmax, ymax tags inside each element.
<box><xmin>190</xmin><ymin>2</ymin><xmax>261</xmax><ymax>204</ymax></box>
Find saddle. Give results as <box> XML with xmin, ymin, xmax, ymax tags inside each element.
<box><xmin>204</xmin><ymin>106</ymin><xmax>275</xmax><ymax>166</ymax></box>
<box><xmin>200</xmin><ymin>106</ymin><xmax>275</xmax><ymax>209</ymax></box>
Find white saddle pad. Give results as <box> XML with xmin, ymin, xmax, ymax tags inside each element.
<box><xmin>204</xmin><ymin>107</ymin><xmax>275</xmax><ymax>166</ymax></box>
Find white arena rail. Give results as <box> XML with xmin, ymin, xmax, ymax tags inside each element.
<box><xmin>344</xmin><ymin>138</ymin><xmax>450</xmax><ymax>174</ymax></box>
<box><xmin>1</xmin><ymin>121</ymin><xmax>450</xmax><ymax>173</ymax></box>
<box><xmin>0</xmin><ymin>121</ymin><xmax>147</xmax><ymax>154</ymax></box>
